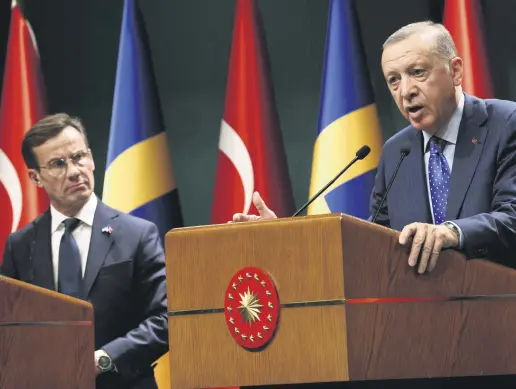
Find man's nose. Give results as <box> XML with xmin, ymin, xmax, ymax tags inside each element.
<box><xmin>400</xmin><ymin>77</ymin><xmax>418</xmax><ymax>100</ymax></box>
<box><xmin>65</xmin><ymin>161</ymin><xmax>81</xmax><ymax>177</ymax></box>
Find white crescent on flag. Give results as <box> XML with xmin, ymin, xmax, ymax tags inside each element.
<box><xmin>0</xmin><ymin>148</ymin><xmax>22</xmax><ymax>232</ymax></box>
<box><xmin>218</xmin><ymin>119</ymin><xmax>254</xmax><ymax>214</ymax></box>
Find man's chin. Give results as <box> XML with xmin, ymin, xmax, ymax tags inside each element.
<box><xmin>409</xmin><ymin>119</ymin><xmax>436</xmax><ymax>133</ymax></box>
<box><xmin>70</xmin><ymin>189</ymin><xmax>93</xmax><ymax>202</ymax></box>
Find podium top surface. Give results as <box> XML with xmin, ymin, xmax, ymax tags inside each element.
<box><xmin>165</xmin><ymin>214</ymin><xmax>516</xmax><ymax>313</ymax></box>
<box><xmin>0</xmin><ymin>276</ymin><xmax>93</xmax><ymax>322</ymax></box>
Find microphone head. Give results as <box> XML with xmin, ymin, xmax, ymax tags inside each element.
<box><xmin>400</xmin><ymin>144</ymin><xmax>412</xmax><ymax>156</ymax></box>
<box><xmin>356</xmin><ymin>145</ymin><xmax>371</xmax><ymax>160</ymax></box>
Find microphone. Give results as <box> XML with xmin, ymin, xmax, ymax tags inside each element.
<box><xmin>371</xmin><ymin>145</ymin><xmax>411</xmax><ymax>224</ymax></box>
<box><xmin>293</xmin><ymin>145</ymin><xmax>371</xmax><ymax>217</ymax></box>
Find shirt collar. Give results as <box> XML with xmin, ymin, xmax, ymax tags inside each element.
<box><xmin>423</xmin><ymin>92</ymin><xmax>464</xmax><ymax>151</ymax></box>
<box><xmin>50</xmin><ymin>193</ymin><xmax>98</xmax><ymax>233</ymax></box>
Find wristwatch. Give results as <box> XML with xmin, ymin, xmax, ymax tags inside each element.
<box><xmin>442</xmin><ymin>221</ymin><xmax>460</xmax><ymax>243</ymax></box>
<box><xmin>95</xmin><ymin>350</ymin><xmax>114</xmax><ymax>373</ymax></box>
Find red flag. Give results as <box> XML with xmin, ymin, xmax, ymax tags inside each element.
<box><xmin>0</xmin><ymin>3</ymin><xmax>47</xmax><ymax>258</ymax></box>
<box><xmin>444</xmin><ymin>0</ymin><xmax>493</xmax><ymax>98</ymax></box>
<box><xmin>211</xmin><ymin>0</ymin><xmax>294</xmax><ymax>224</ymax></box>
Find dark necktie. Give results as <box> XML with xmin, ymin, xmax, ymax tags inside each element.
<box><xmin>58</xmin><ymin>218</ymin><xmax>82</xmax><ymax>298</ymax></box>
<box><xmin>428</xmin><ymin>136</ymin><xmax>451</xmax><ymax>224</ymax></box>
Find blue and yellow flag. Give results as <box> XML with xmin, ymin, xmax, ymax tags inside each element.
<box><xmin>103</xmin><ymin>1</ymin><xmax>182</xmax><ymax>386</ymax></box>
<box><xmin>103</xmin><ymin>0</ymin><xmax>183</xmax><ymax>238</ymax></box>
<box><xmin>308</xmin><ymin>0</ymin><xmax>382</xmax><ymax>218</ymax></box>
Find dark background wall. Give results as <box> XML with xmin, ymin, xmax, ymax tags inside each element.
<box><xmin>0</xmin><ymin>0</ymin><xmax>515</xmax><ymax>227</ymax></box>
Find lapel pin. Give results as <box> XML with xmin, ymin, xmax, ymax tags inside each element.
<box><xmin>472</xmin><ymin>138</ymin><xmax>479</xmax><ymax>145</ymax></box>
<box><xmin>102</xmin><ymin>226</ymin><xmax>113</xmax><ymax>235</ymax></box>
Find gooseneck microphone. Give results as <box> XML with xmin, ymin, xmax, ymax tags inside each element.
<box><xmin>292</xmin><ymin>145</ymin><xmax>371</xmax><ymax>217</ymax></box>
<box><xmin>371</xmin><ymin>146</ymin><xmax>411</xmax><ymax>224</ymax></box>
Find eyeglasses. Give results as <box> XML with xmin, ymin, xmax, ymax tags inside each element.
<box><xmin>38</xmin><ymin>149</ymin><xmax>91</xmax><ymax>176</ymax></box>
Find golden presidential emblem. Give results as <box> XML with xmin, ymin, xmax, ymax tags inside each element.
<box><xmin>224</xmin><ymin>267</ymin><xmax>280</xmax><ymax>350</ymax></box>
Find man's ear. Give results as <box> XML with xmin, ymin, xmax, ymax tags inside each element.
<box><xmin>28</xmin><ymin>170</ymin><xmax>42</xmax><ymax>187</ymax></box>
<box><xmin>449</xmin><ymin>56</ymin><xmax>463</xmax><ymax>86</ymax></box>
<box><xmin>89</xmin><ymin>148</ymin><xmax>95</xmax><ymax>172</ymax></box>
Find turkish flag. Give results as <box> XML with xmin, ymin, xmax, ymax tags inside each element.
<box><xmin>0</xmin><ymin>4</ymin><xmax>47</xmax><ymax>259</ymax></box>
<box><xmin>444</xmin><ymin>0</ymin><xmax>493</xmax><ymax>98</ymax></box>
<box><xmin>211</xmin><ymin>0</ymin><xmax>294</xmax><ymax>225</ymax></box>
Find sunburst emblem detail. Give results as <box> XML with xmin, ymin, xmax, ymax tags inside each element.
<box><xmin>238</xmin><ymin>287</ymin><xmax>263</xmax><ymax>324</ymax></box>
<box><xmin>224</xmin><ymin>266</ymin><xmax>280</xmax><ymax>350</ymax></box>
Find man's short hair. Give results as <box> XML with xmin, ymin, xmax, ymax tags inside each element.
<box><xmin>383</xmin><ymin>21</ymin><xmax>458</xmax><ymax>65</ymax></box>
<box><xmin>21</xmin><ymin>113</ymin><xmax>89</xmax><ymax>169</ymax></box>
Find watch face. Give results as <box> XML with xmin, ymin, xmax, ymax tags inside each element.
<box><xmin>98</xmin><ymin>355</ymin><xmax>112</xmax><ymax>370</ymax></box>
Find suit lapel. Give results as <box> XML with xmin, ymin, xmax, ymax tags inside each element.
<box><xmin>31</xmin><ymin>210</ymin><xmax>55</xmax><ymax>291</ymax></box>
<box><xmin>82</xmin><ymin>202</ymin><xmax>117</xmax><ymax>298</ymax></box>
<box><xmin>400</xmin><ymin>130</ymin><xmax>432</xmax><ymax>224</ymax></box>
<box><xmin>445</xmin><ymin>95</ymin><xmax>488</xmax><ymax>220</ymax></box>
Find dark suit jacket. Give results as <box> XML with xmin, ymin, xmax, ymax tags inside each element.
<box><xmin>370</xmin><ymin>93</ymin><xmax>516</xmax><ymax>268</ymax></box>
<box><xmin>1</xmin><ymin>199</ymin><xmax>168</xmax><ymax>389</ymax></box>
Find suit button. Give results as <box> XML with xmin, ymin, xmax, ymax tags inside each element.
<box><xmin>476</xmin><ymin>248</ymin><xmax>487</xmax><ymax>256</ymax></box>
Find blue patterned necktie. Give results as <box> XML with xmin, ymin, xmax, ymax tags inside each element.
<box><xmin>58</xmin><ymin>218</ymin><xmax>83</xmax><ymax>298</ymax></box>
<box><xmin>428</xmin><ymin>136</ymin><xmax>451</xmax><ymax>224</ymax></box>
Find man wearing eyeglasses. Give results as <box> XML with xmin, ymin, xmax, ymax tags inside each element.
<box><xmin>0</xmin><ymin>113</ymin><xmax>168</xmax><ymax>389</ymax></box>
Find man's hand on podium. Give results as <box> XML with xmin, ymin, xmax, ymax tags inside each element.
<box><xmin>231</xmin><ymin>192</ymin><xmax>277</xmax><ymax>222</ymax></box>
<box><xmin>399</xmin><ymin>222</ymin><xmax>460</xmax><ymax>274</ymax></box>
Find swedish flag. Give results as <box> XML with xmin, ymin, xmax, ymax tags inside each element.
<box><xmin>308</xmin><ymin>0</ymin><xmax>382</xmax><ymax>218</ymax></box>
<box><xmin>103</xmin><ymin>0</ymin><xmax>183</xmax><ymax>238</ymax></box>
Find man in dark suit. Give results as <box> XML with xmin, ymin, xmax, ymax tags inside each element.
<box><xmin>371</xmin><ymin>20</ymin><xmax>516</xmax><ymax>272</ymax></box>
<box><xmin>232</xmin><ymin>21</ymin><xmax>516</xmax><ymax>275</ymax></box>
<box><xmin>1</xmin><ymin>113</ymin><xmax>168</xmax><ymax>389</ymax></box>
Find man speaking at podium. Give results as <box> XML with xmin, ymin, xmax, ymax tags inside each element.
<box><xmin>1</xmin><ymin>114</ymin><xmax>168</xmax><ymax>389</ymax></box>
<box><xmin>233</xmin><ymin>21</ymin><xmax>516</xmax><ymax>273</ymax></box>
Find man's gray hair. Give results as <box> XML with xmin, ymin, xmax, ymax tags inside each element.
<box><xmin>383</xmin><ymin>21</ymin><xmax>458</xmax><ymax>64</ymax></box>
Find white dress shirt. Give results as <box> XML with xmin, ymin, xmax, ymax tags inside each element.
<box><xmin>51</xmin><ymin>194</ymin><xmax>114</xmax><ymax>368</ymax></box>
<box><xmin>422</xmin><ymin>93</ymin><xmax>464</xmax><ymax>221</ymax></box>
<box><xmin>50</xmin><ymin>194</ymin><xmax>98</xmax><ymax>289</ymax></box>
<box><xmin>422</xmin><ymin>93</ymin><xmax>465</xmax><ymax>244</ymax></box>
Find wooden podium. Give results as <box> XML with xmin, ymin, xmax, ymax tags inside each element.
<box><xmin>165</xmin><ymin>214</ymin><xmax>516</xmax><ymax>389</ymax></box>
<box><xmin>0</xmin><ymin>276</ymin><xmax>95</xmax><ymax>389</ymax></box>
